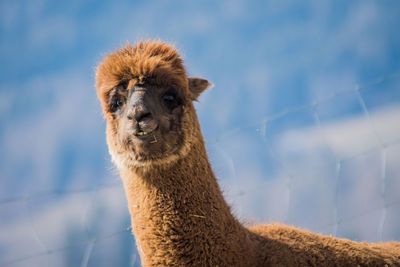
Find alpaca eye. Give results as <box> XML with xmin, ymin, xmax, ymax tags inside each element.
<box><xmin>110</xmin><ymin>98</ymin><xmax>123</xmax><ymax>112</ymax></box>
<box><xmin>164</xmin><ymin>93</ymin><xmax>175</xmax><ymax>102</ymax></box>
<box><xmin>163</xmin><ymin>90</ymin><xmax>181</xmax><ymax>110</ymax></box>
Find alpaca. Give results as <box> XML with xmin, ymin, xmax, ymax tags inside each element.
<box><xmin>95</xmin><ymin>41</ymin><xmax>400</xmax><ymax>266</ymax></box>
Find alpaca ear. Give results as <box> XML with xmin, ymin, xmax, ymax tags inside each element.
<box><xmin>188</xmin><ymin>78</ymin><xmax>213</xmax><ymax>101</ymax></box>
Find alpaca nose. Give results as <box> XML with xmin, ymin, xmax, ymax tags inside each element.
<box><xmin>127</xmin><ymin>105</ymin><xmax>152</xmax><ymax>123</ymax></box>
<box><xmin>127</xmin><ymin>104</ymin><xmax>158</xmax><ymax>134</ymax></box>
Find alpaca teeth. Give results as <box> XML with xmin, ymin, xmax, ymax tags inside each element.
<box><xmin>137</xmin><ymin>131</ymin><xmax>149</xmax><ymax>136</ymax></box>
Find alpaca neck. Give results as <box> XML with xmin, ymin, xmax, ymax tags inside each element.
<box><xmin>120</xmin><ymin>141</ymin><xmax>256</xmax><ymax>266</ymax></box>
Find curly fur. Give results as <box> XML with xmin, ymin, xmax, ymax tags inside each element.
<box><xmin>96</xmin><ymin>41</ymin><xmax>400</xmax><ymax>266</ymax></box>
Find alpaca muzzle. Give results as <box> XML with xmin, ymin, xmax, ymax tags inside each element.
<box><xmin>126</xmin><ymin>91</ymin><xmax>159</xmax><ymax>139</ymax></box>
<box><xmin>131</xmin><ymin>112</ymin><xmax>158</xmax><ymax>140</ymax></box>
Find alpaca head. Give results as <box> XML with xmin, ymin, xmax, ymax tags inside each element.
<box><xmin>96</xmin><ymin>41</ymin><xmax>212</xmax><ymax>169</ymax></box>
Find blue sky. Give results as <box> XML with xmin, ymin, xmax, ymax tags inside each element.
<box><xmin>1</xmin><ymin>1</ymin><xmax>400</xmax><ymax>266</ymax></box>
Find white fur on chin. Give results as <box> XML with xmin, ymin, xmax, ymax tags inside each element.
<box><xmin>109</xmin><ymin>140</ymin><xmax>193</xmax><ymax>171</ymax></box>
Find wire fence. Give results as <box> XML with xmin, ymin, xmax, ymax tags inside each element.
<box><xmin>1</xmin><ymin>71</ymin><xmax>400</xmax><ymax>266</ymax></box>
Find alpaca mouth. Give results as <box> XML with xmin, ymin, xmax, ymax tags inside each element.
<box><xmin>133</xmin><ymin>127</ymin><xmax>158</xmax><ymax>144</ymax></box>
<box><xmin>134</xmin><ymin>121</ymin><xmax>158</xmax><ymax>137</ymax></box>
<box><xmin>136</xmin><ymin>130</ymin><xmax>152</xmax><ymax>136</ymax></box>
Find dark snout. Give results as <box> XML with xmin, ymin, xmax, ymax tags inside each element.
<box><xmin>127</xmin><ymin>91</ymin><xmax>158</xmax><ymax>138</ymax></box>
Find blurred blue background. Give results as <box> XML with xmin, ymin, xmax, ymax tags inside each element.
<box><xmin>1</xmin><ymin>1</ymin><xmax>400</xmax><ymax>266</ymax></box>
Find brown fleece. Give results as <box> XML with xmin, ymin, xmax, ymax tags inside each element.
<box><xmin>96</xmin><ymin>41</ymin><xmax>400</xmax><ymax>266</ymax></box>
